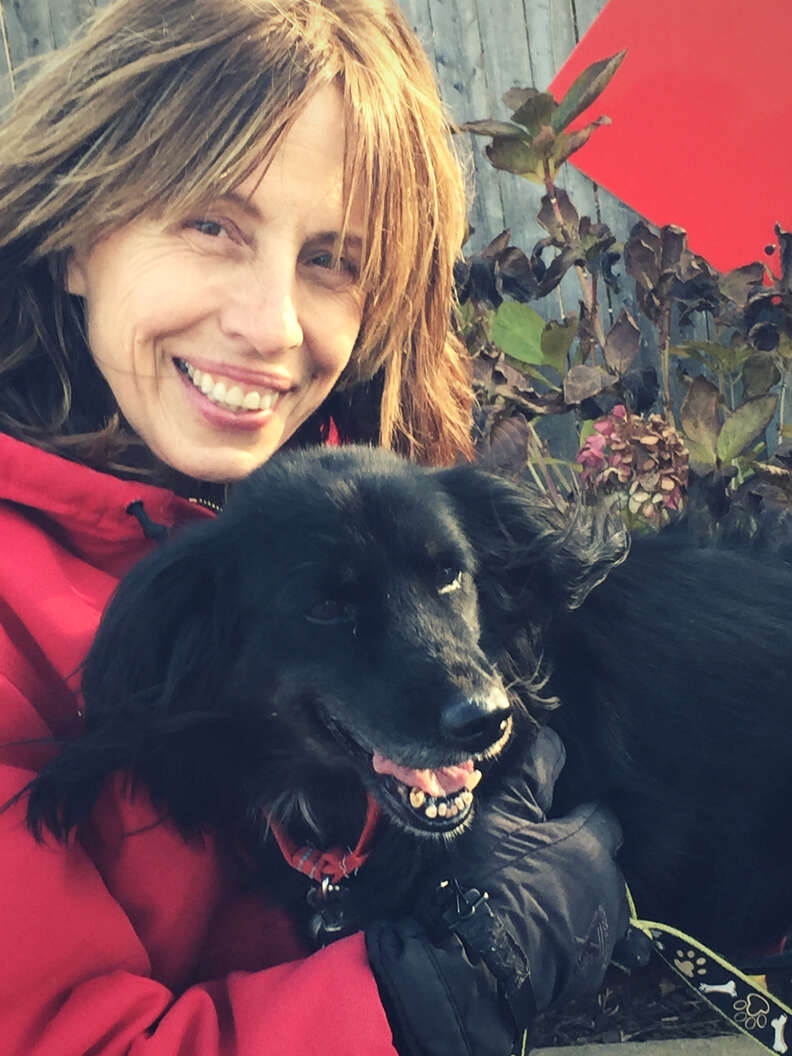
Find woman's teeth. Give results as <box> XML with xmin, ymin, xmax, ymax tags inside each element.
<box><xmin>178</xmin><ymin>359</ymin><xmax>278</xmax><ymax>413</ymax></box>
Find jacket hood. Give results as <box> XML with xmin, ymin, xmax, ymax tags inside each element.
<box><xmin>0</xmin><ymin>432</ymin><xmax>213</xmax><ymax>575</ymax></box>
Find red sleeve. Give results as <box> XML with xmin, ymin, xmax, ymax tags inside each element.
<box><xmin>0</xmin><ymin>747</ymin><xmax>398</xmax><ymax>1056</ymax></box>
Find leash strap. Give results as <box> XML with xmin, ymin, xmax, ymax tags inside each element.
<box><xmin>267</xmin><ymin>793</ymin><xmax>381</xmax><ymax>883</ymax></box>
<box><xmin>628</xmin><ymin>888</ymin><xmax>792</xmax><ymax>1054</ymax></box>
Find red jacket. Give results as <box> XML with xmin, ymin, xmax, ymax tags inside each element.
<box><xmin>0</xmin><ymin>433</ymin><xmax>397</xmax><ymax>1056</ymax></box>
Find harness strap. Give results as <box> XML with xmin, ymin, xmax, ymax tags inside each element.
<box><xmin>628</xmin><ymin>888</ymin><xmax>792</xmax><ymax>1054</ymax></box>
<box><xmin>268</xmin><ymin>793</ymin><xmax>381</xmax><ymax>884</ymax></box>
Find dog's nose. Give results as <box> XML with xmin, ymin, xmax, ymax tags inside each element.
<box><xmin>439</xmin><ymin>691</ymin><xmax>511</xmax><ymax>752</ymax></box>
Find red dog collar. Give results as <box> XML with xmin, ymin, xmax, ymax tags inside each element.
<box><xmin>267</xmin><ymin>792</ymin><xmax>381</xmax><ymax>883</ymax></box>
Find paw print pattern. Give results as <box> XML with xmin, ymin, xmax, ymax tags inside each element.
<box><xmin>673</xmin><ymin>949</ymin><xmax>708</xmax><ymax>979</ymax></box>
<box><xmin>734</xmin><ymin>993</ymin><xmax>771</xmax><ymax>1031</ymax></box>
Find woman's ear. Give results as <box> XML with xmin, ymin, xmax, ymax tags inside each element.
<box><xmin>65</xmin><ymin>248</ymin><xmax>87</xmax><ymax>296</ymax></box>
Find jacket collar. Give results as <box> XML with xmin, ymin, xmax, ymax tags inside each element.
<box><xmin>0</xmin><ymin>432</ymin><xmax>212</xmax><ymax>544</ymax></box>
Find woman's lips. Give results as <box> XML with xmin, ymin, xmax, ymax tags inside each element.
<box><xmin>174</xmin><ymin>357</ymin><xmax>286</xmax><ymax>430</ymax></box>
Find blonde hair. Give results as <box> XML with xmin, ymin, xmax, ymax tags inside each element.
<box><xmin>0</xmin><ymin>0</ymin><xmax>472</xmax><ymax>473</ymax></box>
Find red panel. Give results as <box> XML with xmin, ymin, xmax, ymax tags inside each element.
<box><xmin>549</xmin><ymin>0</ymin><xmax>792</xmax><ymax>272</ymax></box>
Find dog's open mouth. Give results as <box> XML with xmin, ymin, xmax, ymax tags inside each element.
<box><xmin>368</xmin><ymin>716</ymin><xmax>513</xmax><ymax>835</ymax></box>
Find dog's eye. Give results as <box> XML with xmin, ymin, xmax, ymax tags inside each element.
<box><xmin>437</xmin><ymin>568</ymin><xmax>464</xmax><ymax>595</ymax></box>
<box><xmin>305</xmin><ymin>600</ymin><xmax>357</xmax><ymax>625</ymax></box>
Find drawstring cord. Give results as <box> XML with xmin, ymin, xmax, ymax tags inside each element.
<box><xmin>126</xmin><ymin>500</ymin><xmax>170</xmax><ymax>542</ymax></box>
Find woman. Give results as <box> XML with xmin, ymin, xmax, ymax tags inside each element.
<box><xmin>0</xmin><ymin>1</ymin><xmax>628</xmax><ymax>1053</ymax></box>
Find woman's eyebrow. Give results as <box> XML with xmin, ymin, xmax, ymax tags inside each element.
<box><xmin>213</xmin><ymin>190</ymin><xmax>263</xmax><ymax>220</ymax></box>
<box><xmin>211</xmin><ymin>193</ymin><xmax>364</xmax><ymax>247</ymax></box>
<box><xmin>307</xmin><ymin>231</ymin><xmax>363</xmax><ymax>250</ymax></box>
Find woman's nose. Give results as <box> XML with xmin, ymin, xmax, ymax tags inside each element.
<box><xmin>219</xmin><ymin>265</ymin><xmax>304</xmax><ymax>356</ymax></box>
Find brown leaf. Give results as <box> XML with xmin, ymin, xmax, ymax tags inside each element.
<box><xmin>553</xmin><ymin>117</ymin><xmax>611</xmax><ymax>165</ymax></box>
<box><xmin>719</xmin><ymin>262</ymin><xmax>765</xmax><ymax>309</ymax></box>
<box><xmin>537</xmin><ymin>187</ymin><xmax>580</xmax><ymax>242</ymax></box>
<box><xmin>563</xmin><ymin>364</ymin><xmax>614</xmax><ymax>404</ymax></box>
<box><xmin>604</xmin><ymin>309</ymin><xmax>640</xmax><ymax>374</ymax></box>
<box><xmin>476</xmin><ymin>413</ymin><xmax>533</xmax><ymax>473</ymax></box>
<box><xmin>624</xmin><ymin>223</ymin><xmax>661</xmax><ymax>288</ymax></box>
<box><xmin>659</xmin><ymin>225</ymin><xmax>688</xmax><ymax>271</ymax></box>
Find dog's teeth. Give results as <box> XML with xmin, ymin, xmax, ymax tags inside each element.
<box><xmin>409</xmin><ymin>788</ymin><xmax>426</xmax><ymax>809</ymax></box>
<box><xmin>467</xmin><ymin>769</ymin><xmax>483</xmax><ymax>791</ymax></box>
<box><xmin>425</xmin><ymin>802</ymin><xmax>438</xmax><ymax>819</ymax></box>
<box><xmin>446</xmin><ymin>804</ymin><xmax>458</xmax><ymax>817</ymax></box>
<box><xmin>461</xmin><ymin>789</ymin><xmax>473</xmax><ymax>806</ymax></box>
<box><xmin>437</xmin><ymin>802</ymin><xmax>448</xmax><ymax>817</ymax></box>
<box><xmin>454</xmin><ymin>795</ymin><xmax>465</xmax><ymax>811</ymax></box>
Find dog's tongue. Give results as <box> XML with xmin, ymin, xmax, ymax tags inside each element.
<box><xmin>372</xmin><ymin>752</ymin><xmax>475</xmax><ymax>797</ymax></box>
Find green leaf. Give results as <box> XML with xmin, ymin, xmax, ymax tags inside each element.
<box><xmin>509</xmin><ymin>91</ymin><xmax>557</xmax><ymax>135</ymax></box>
<box><xmin>716</xmin><ymin>394</ymin><xmax>778</xmax><ymax>463</ymax></box>
<box><xmin>578</xmin><ymin>419</ymin><xmax>597</xmax><ymax>444</ymax></box>
<box><xmin>551</xmin><ymin>50</ymin><xmax>627</xmax><ymax>133</ymax></box>
<box><xmin>541</xmin><ymin>317</ymin><xmax>578</xmax><ymax>375</ymax></box>
<box><xmin>777</xmin><ymin>334</ymin><xmax>792</xmax><ymax>362</ymax></box>
<box><xmin>679</xmin><ymin>375</ymin><xmax>720</xmax><ymax>468</ymax></box>
<box><xmin>485</xmin><ymin>137</ymin><xmax>544</xmax><ymax>180</ymax></box>
<box><xmin>673</xmin><ymin>340</ymin><xmax>753</xmax><ymax>375</ymax></box>
<box><xmin>683</xmin><ymin>437</ymin><xmax>719</xmax><ymax>473</ymax></box>
<box><xmin>532</xmin><ymin>126</ymin><xmax>559</xmax><ymax>161</ymax></box>
<box><xmin>742</xmin><ymin>353</ymin><xmax>781</xmax><ymax>398</ymax></box>
<box><xmin>460</xmin><ymin>119</ymin><xmax>526</xmax><ymax>139</ymax></box>
<box><xmin>490</xmin><ymin>301</ymin><xmax>546</xmax><ymax>364</ymax></box>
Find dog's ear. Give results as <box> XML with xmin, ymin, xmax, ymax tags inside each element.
<box><xmin>82</xmin><ymin>519</ymin><xmax>237</xmax><ymax>732</ymax></box>
<box><xmin>434</xmin><ymin>465</ymin><xmax>628</xmax><ymax>620</ymax></box>
<box><xmin>24</xmin><ymin>518</ymin><xmax>242</xmax><ymax>841</ymax></box>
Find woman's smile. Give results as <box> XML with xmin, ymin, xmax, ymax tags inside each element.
<box><xmin>174</xmin><ymin>356</ymin><xmax>289</xmax><ymax>423</ymax></box>
<box><xmin>66</xmin><ymin>84</ymin><xmax>365</xmax><ymax>482</ymax></box>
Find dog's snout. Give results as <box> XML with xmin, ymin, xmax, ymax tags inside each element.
<box><xmin>439</xmin><ymin>691</ymin><xmax>511</xmax><ymax>751</ymax></box>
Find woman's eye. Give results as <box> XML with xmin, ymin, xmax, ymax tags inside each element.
<box><xmin>302</xmin><ymin>248</ymin><xmax>359</xmax><ymax>287</ymax></box>
<box><xmin>438</xmin><ymin>569</ymin><xmax>464</xmax><ymax>595</ymax></box>
<box><xmin>186</xmin><ymin>218</ymin><xmax>228</xmax><ymax>238</ymax></box>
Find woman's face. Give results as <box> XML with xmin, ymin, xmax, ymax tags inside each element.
<box><xmin>67</xmin><ymin>85</ymin><xmax>365</xmax><ymax>482</ymax></box>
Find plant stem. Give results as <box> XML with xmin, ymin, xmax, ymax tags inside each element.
<box><xmin>526</xmin><ymin>422</ymin><xmax>562</xmax><ymax>504</ymax></box>
<box><xmin>542</xmin><ymin>161</ymin><xmax>608</xmax><ymax>357</ymax></box>
<box><xmin>658</xmin><ymin>307</ymin><xmax>674</xmax><ymax>424</ymax></box>
<box><xmin>779</xmin><ymin>366</ymin><xmax>789</xmax><ymax>446</ymax></box>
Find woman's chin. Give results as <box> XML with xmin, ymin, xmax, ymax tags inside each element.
<box><xmin>149</xmin><ymin>434</ymin><xmax>284</xmax><ymax>485</ymax></box>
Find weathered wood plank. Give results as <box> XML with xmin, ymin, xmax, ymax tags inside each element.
<box><xmin>50</xmin><ymin>0</ymin><xmax>96</xmax><ymax>49</ymax></box>
<box><xmin>0</xmin><ymin>4</ymin><xmax>15</xmax><ymax>109</ymax></box>
<box><xmin>3</xmin><ymin>0</ymin><xmax>55</xmax><ymax>72</ymax></box>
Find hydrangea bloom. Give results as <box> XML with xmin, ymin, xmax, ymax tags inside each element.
<box><xmin>576</xmin><ymin>405</ymin><xmax>689</xmax><ymax>523</ymax></box>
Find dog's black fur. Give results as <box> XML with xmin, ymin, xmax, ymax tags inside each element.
<box><xmin>22</xmin><ymin>446</ymin><xmax>792</xmax><ymax>957</ymax></box>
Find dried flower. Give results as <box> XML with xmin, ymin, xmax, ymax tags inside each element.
<box><xmin>576</xmin><ymin>405</ymin><xmax>689</xmax><ymax>524</ymax></box>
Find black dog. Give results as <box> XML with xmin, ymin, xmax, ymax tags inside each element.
<box><xmin>23</xmin><ymin>445</ymin><xmax>792</xmax><ymax>957</ymax></box>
